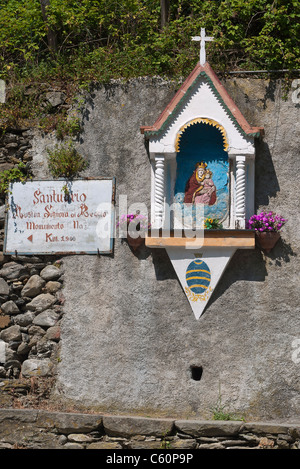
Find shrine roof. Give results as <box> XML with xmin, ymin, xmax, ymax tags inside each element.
<box><xmin>140</xmin><ymin>62</ymin><xmax>264</xmax><ymax>139</ymax></box>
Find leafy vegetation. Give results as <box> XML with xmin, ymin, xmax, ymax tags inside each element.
<box><xmin>210</xmin><ymin>388</ymin><xmax>245</xmax><ymax>421</ymax></box>
<box><xmin>0</xmin><ymin>0</ymin><xmax>298</xmax><ymax>84</ymax></box>
<box><xmin>47</xmin><ymin>140</ymin><xmax>88</xmax><ymax>179</ymax></box>
<box><xmin>204</xmin><ymin>218</ymin><xmax>223</xmax><ymax>230</ymax></box>
<box><xmin>55</xmin><ymin>115</ymin><xmax>82</xmax><ymax>140</ymax></box>
<box><xmin>0</xmin><ymin>161</ymin><xmax>31</xmax><ymax>195</ymax></box>
<box><xmin>0</xmin><ymin>1</ymin><xmax>299</xmax><ymax>131</ymax></box>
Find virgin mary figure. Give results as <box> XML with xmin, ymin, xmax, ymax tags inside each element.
<box><xmin>184</xmin><ymin>161</ymin><xmax>216</xmax><ymax>206</ymax></box>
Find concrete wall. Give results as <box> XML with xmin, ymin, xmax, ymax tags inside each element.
<box><xmin>29</xmin><ymin>76</ymin><xmax>299</xmax><ymax>421</ymax></box>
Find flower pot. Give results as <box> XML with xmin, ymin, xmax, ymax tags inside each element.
<box><xmin>255</xmin><ymin>231</ymin><xmax>281</xmax><ymax>253</ymax></box>
<box><xmin>127</xmin><ymin>234</ymin><xmax>145</xmax><ymax>251</ymax></box>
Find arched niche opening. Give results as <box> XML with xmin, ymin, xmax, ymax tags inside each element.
<box><xmin>173</xmin><ymin>119</ymin><xmax>230</xmax><ymax>228</ymax></box>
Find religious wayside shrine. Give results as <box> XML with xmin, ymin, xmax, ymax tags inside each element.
<box><xmin>141</xmin><ymin>28</ymin><xmax>263</xmax><ymax>318</ymax></box>
<box><xmin>0</xmin><ymin>26</ymin><xmax>299</xmax><ymax>436</ymax></box>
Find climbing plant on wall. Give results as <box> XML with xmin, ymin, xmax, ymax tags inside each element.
<box><xmin>0</xmin><ymin>0</ymin><xmax>298</xmax><ymax>84</ymax></box>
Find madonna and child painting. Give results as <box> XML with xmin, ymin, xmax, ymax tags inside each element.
<box><xmin>184</xmin><ymin>161</ymin><xmax>216</xmax><ymax>206</ymax></box>
<box><xmin>173</xmin><ymin>122</ymin><xmax>229</xmax><ymax>227</ymax></box>
<box><xmin>174</xmin><ymin>157</ymin><xmax>229</xmax><ymax>228</ymax></box>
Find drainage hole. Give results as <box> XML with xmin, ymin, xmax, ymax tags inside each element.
<box><xmin>190</xmin><ymin>365</ymin><xmax>203</xmax><ymax>381</ymax></box>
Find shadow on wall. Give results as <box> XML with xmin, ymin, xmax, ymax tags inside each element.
<box><xmin>206</xmin><ymin>248</ymin><xmax>267</xmax><ymax>310</ymax></box>
<box><xmin>120</xmin><ymin>237</ymin><xmax>152</xmax><ymax>261</ymax></box>
<box><xmin>272</xmin><ymin>237</ymin><xmax>297</xmax><ymax>266</ymax></box>
<box><xmin>202</xmin><ymin>135</ymin><xmax>296</xmax><ymax>310</ymax></box>
<box><xmin>207</xmin><ymin>235</ymin><xmax>296</xmax><ymax>310</ymax></box>
<box><xmin>254</xmin><ymin>139</ymin><xmax>280</xmax><ymax>208</ymax></box>
<box><xmin>149</xmin><ymin>236</ymin><xmax>295</xmax><ymax>281</ymax></box>
<box><xmin>147</xmin><ymin>234</ymin><xmax>296</xmax><ymax>312</ymax></box>
<box><xmin>152</xmin><ymin>248</ymin><xmax>178</xmax><ymax>281</ymax></box>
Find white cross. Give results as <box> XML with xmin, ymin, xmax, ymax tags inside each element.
<box><xmin>192</xmin><ymin>28</ymin><xmax>214</xmax><ymax>65</ymax></box>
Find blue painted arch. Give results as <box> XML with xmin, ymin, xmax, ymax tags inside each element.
<box><xmin>174</xmin><ymin>121</ymin><xmax>229</xmax><ymax>222</ymax></box>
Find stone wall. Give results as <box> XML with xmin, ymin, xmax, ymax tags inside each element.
<box><xmin>0</xmin><ymin>76</ymin><xmax>299</xmax><ymax>423</ymax></box>
<box><xmin>0</xmin><ymin>88</ymin><xmax>68</xmax><ymax>392</ymax></box>
<box><xmin>0</xmin><ymin>254</ymin><xmax>63</xmax><ymax>382</ymax></box>
<box><xmin>0</xmin><ymin>129</ymin><xmax>33</xmax><ymax>173</ymax></box>
<box><xmin>0</xmin><ymin>409</ymin><xmax>300</xmax><ymax>450</ymax></box>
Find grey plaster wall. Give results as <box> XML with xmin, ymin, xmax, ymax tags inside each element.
<box><xmin>53</xmin><ymin>76</ymin><xmax>299</xmax><ymax>421</ymax></box>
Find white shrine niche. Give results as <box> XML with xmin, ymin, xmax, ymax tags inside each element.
<box><xmin>140</xmin><ymin>31</ymin><xmax>264</xmax><ymax>319</ymax></box>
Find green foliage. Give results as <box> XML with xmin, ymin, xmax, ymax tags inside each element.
<box><xmin>210</xmin><ymin>391</ymin><xmax>244</xmax><ymax>421</ymax></box>
<box><xmin>0</xmin><ymin>78</ymin><xmax>80</xmax><ymax>135</ymax></box>
<box><xmin>0</xmin><ymin>0</ymin><xmax>298</xmax><ymax>86</ymax></box>
<box><xmin>0</xmin><ymin>0</ymin><xmax>44</xmax><ymax>74</ymax></box>
<box><xmin>210</xmin><ymin>401</ymin><xmax>237</xmax><ymax>421</ymax></box>
<box><xmin>0</xmin><ymin>162</ymin><xmax>31</xmax><ymax>195</ymax></box>
<box><xmin>0</xmin><ymin>1</ymin><xmax>298</xmax><ymax>133</ymax></box>
<box><xmin>204</xmin><ymin>218</ymin><xmax>223</xmax><ymax>230</ymax></box>
<box><xmin>55</xmin><ymin>115</ymin><xmax>82</xmax><ymax>140</ymax></box>
<box><xmin>47</xmin><ymin>140</ymin><xmax>88</xmax><ymax>179</ymax></box>
<box><xmin>0</xmin><ymin>80</ymin><xmax>45</xmax><ymax>130</ymax></box>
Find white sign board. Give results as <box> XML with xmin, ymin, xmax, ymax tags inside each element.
<box><xmin>4</xmin><ymin>179</ymin><xmax>115</xmax><ymax>255</ymax></box>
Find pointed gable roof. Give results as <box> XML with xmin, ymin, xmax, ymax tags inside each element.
<box><xmin>140</xmin><ymin>62</ymin><xmax>264</xmax><ymax>139</ymax></box>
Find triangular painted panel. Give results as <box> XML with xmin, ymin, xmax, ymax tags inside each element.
<box><xmin>166</xmin><ymin>246</ymin><xmax>236</xmax><ymax>319</ymax></box>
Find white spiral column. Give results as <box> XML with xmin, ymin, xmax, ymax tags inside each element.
<box><xmin>235</xmin><ymin>155</ymin><xmax>246</xmax><ymax>229</ymax></box>
<box><xmin>154</xmin><ymin>154</ymin><xmax>165</xmax><ymax>228</ymax></box>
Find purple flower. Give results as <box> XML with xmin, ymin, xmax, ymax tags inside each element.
<box><xmin>247</xmin><ymin>210</ymin><xmax>286</xmax><ymax>233</ymax></box>
<box><xmin>117</xmin><ymin>213</ymin><xmax>151</xmax><ymax>232</ymax></box>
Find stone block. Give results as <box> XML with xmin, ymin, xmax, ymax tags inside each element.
<box><xmin>0</xmin><ymin>325</ymin><xmax>22</xmax><ymax>342</ymax></box>
<box><xmin>21</xmin><ymin>275</ymin><xmax>45</xmax><ymax>297</ymax></box>
<box><xmin>40</xmin><ymin>265</ymin><xmax>61</xmax><ymax>281</ymax></box>
<box><xmin>45</xmin><ymin>281</ymin><xmax>61</xmax><ymax>293</ymax></box>
<box><xmin>21</xmin><ymin>358</ymin><xmax>53</xmax><ymax>377</ymax></box>
<box><xmin>0</xmin><ymin>315</ymin><xmax>10</xmax><ymax>329</ymax></box>
<box><xmin>87</xmin><ymin>441</ymin><xmax>122</xmax><ymax>449</ymax></box>
<box><xmin>102</xmin><ymin>415</ymin><xmax>175</xmax><ymax>438</ymax></box>
<box><xmin>0</xmin><ymin>262</ymin><xmax>28</xmax><ymax>280</ymax></box>
<box><xmin>0</xmin><ymin>278</ymin><xmax>9</xmax><ymax>296</ymax></box>
<box><xmin>62</xmin><ymin>442</ymin><xmax>84</xmax><ymax>449</ymax></box>
<box><xmin>45</xmin><ymin>325</ymin><xmax>60</xmax><ymax>341</ymax></box>
<box><xmin>0</xmin><ymin>80</ymin><xmax>5</xmax><ymax>104</ymax></box>
<box><xmin>26</xmin><ymin>293</ymin><xmax>56</xmax><ymax>313</ymax></box>
<box><xmin>125</xmin><ymin>439</ymin><xmax>163</xmax><ymax>450</ymax></box>
<box><xmin>0</xmin><ymin>339</ymin><xmax>6</xmax><ymax>363</ymax></box>
<box><xmin>1</xmin><ymin>300</ymin><xmax>20</xmax><ymax>315</ymax></box>
<box><xmin>174</xmin><ymin>420</ymin><xmax>244</xmax><ymax>437</ymax></box>
<box><xmin>36</xmin><ymin>410</ymin><xmax>103</xmax><ymax>434</ymax></box>
<box><xmin>45</xmin><ymin>91</ymin><xmax>66</xmax><ymax>108</ymax></box>
<box><xmin>33</xmin><ymin>309</ymin><xmax>59</xmax><ymax>327</ymax></box>
<box><xmin>244</xmin><ymin>422</ymin><xmax>292</xmax><ymax>435</ymax></box>
<box><xmin>13</xmin><ymin>311</ymin><xmax>35</xmax><ymax>327</ymax></box>
<box><xmin>67</xmin><ymin>433</ymin><xmax>94</xmax><ymax>443</ymax></box>
<box><xmin>169</xmin><ymin>438</ymin><xmax>197</xmax><ymax>449</ymax></box>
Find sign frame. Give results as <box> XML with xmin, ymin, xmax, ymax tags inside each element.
<box><xmin>4</xmin><ymin>177</ymin><xmax>116</xmax><ymax>256</ymax></box>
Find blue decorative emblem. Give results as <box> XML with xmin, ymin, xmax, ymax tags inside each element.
<box><xmin>185</xmin><ymin>260</ymin><xmax>211</xmax><ymax>295</ymax></box>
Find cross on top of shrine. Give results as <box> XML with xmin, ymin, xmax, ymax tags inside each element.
<box><xmin>191</xmin><ymin>28</ymin><xmax>214</xmax><ymax>65</ymax></box>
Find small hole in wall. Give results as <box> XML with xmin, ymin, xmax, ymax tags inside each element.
<box><xmin>190</xmin><ymin>365</ymin><xmax>203</xmax><ymax>381</ymax></box>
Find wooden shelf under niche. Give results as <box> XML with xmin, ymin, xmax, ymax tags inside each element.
<box><xmin>145</xmin><ymin>229</ymin><xmax>255</xmax><ymax>249</ymax></box>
